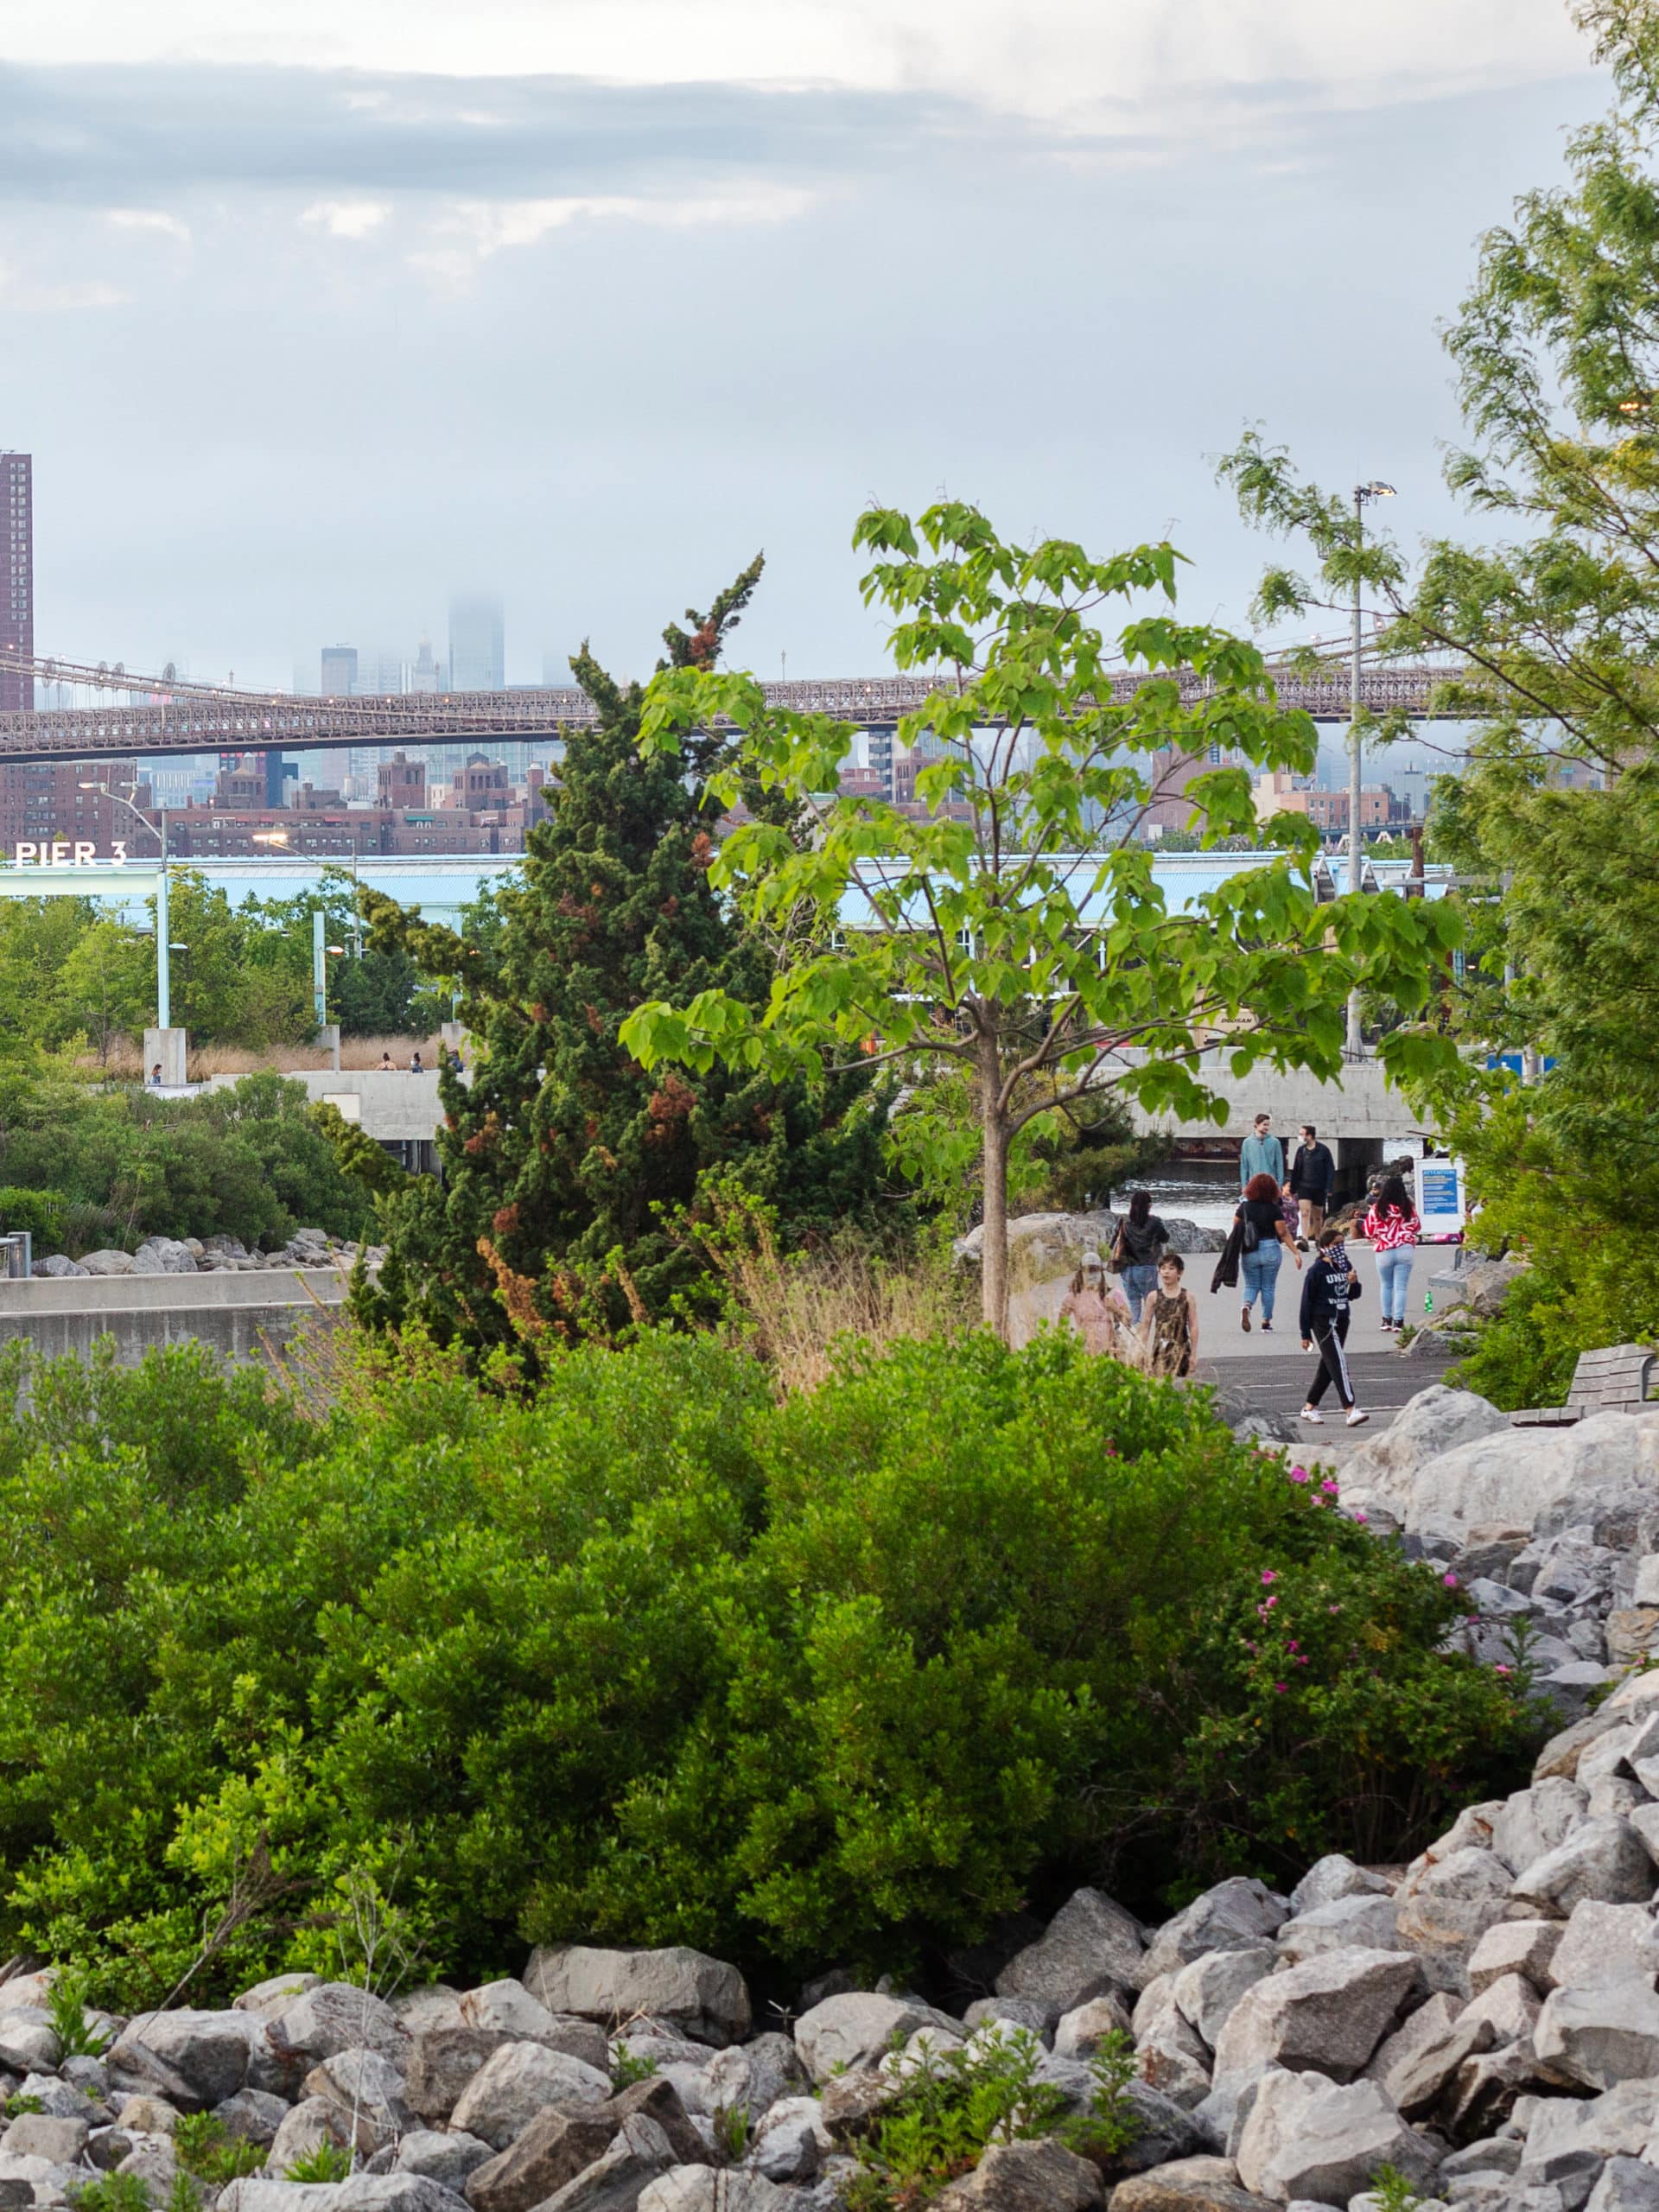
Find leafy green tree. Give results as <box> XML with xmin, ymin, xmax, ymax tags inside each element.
<box><xmin>356</xmin><ymin>563</ymin><xmax>892</xmax><ymax>1351</ymax></box>
<box><xmin>1218</xmin><ymin>0</ymin><xmax>1659</xmax><ymax>1388</ymax></box>
<box><xmin>622</xmin><ymin>503</ymin><xmax>1461</xmax><ymax>1333</ymax></box>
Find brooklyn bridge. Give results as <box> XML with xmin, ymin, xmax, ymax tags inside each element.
<box><xmin>0</xmin><ymin>649</ymin><xmax>1466</xmax><ymax>766</ymax></box>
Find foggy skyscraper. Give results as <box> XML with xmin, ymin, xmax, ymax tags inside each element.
<box><xmin>2</xmin><ymin>453</ymin><xmax>33</xmax><ymax>713</ymax></box>
<box><xmin>448</xmin><ymin>594</ymin><xmax>504</xmax><ymax>691</ymax></box>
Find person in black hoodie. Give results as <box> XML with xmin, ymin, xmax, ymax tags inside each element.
<box><xmin>1299</xmin><ymin>1223</ymin><xmax>1368</xmax><ymax>1427</ymax></box>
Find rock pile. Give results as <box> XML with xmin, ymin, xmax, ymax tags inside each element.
<box><xmin>32</xmin><ymin>1233</ymin><xmax>385</xmax><ymax>1280</ymax></box>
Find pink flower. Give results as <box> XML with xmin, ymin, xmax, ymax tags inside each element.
<box><xmin>1274</xmin><ymin>1681</ymin><xmax>1287</xmax><ymax>1694</ymax></box>
<box><xmin>1320</xmin><ymin>1478</ymin><xmax>1339</xmax><ymax>1496</ymax></box>
<box><xmin>1443</xmin><ymin>1572</ymin><xmax>1459</xmax><ymax>1588</ymax></box>
<box><xmin>1295</xmin><ymin>1655</ymin><xmax>1309</xmax><ymax>1665</ymax></box>
<box><xmin>1264</xmin><ymin>1594</ymin><xmax>1278</xmax><ymax>1610</ymax></box>
<box><xmin>1288</xmin><ymin>1468</ymin><xmax>1311</xmax><ymax>1485</ymax></box>
<box><xmin>1353</xmin><ymin>1510</ymin><xmax>1369</xmax><ymax>1524</ymax></box>
<box><xmin>1327</xmin><ymin>1604</ymin><xmax>1341</xmax><ymax>1614</ymax></box>
<box><xmin>1496</xmin><ymin>1664</ymin><xmax>1513</xmax><ymax>1677</ymax></box>
<box><xmin>1261</xmin><ymin>1569</ymin><xmax>1278</xmax><ymax>1586</ymax></box>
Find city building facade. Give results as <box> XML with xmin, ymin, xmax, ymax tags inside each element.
<box><xmin>1</xmin><ymin>453</ymin><xmax>32</xmax><ymax>715</ymax></box>
<box><xmin>448</xmin><ymin>594</ymin><xmax>504</xmax><ymax>691</ymax></box>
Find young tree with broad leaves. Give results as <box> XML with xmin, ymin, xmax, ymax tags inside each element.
<box><xmin>621</xmin><ymin>503</ymin><xmax>1461</xmax><ymax>1337</ymax></box>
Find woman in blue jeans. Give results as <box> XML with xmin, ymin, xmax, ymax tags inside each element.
<box><xmin>1363</xmin><ymin>1173</ymin><xmax>1421</xmax><ymax>1332</ymax></box>
<box><xmin>1236</xmin><ymin>1172</ymin><xmax>1302</xmax><ymax>1332</ymax></box>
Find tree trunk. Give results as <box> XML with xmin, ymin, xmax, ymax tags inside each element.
<box><xmin>979</xmin><ymin>1034</ymin><xmax>1010</xmax><ymax>1340</ymax></box>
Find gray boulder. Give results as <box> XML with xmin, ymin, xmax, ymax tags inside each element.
<box><xmin>1510</xmin><ymin>1818</ymin><xmax>1656</xmax><ymax>1915</ymax></box>
<box><xmin>1274</xmin><ymin>1896</ymin><xmax>1400</xmax><ymax>1965</ymax></box>
<box><xmin>303</xmin><ymin>2047</ymin><xmax>412</xmax><ymax>2135</ymax></box>
<box><xmin>111</xmin><ymin>2010</ymin><xmax>256</xmax><ymax>2108</ymax></box>
<box><xmin>1105</xmin><ymin>2158</ymin><xmax>1278</xmax><ymax>2209</ymax></box>
<box><xmin>1393</xmin><ymin>1847</ymin><xmax>1516</xmax><ymax>1996</ymax></box>
<box><xmin>1548</xmin><ymin>1901</ymin><xmax>1659</xmax><ymax>1989</ymax></box>
<box><xmin>1233</xmin><ymin>2070</ymin><xmax>1439</xmax><ymax>2204</ymax></box>
<box><xmin>1</xmin><ymin>2118</ymin><xmax>87</xmax><ymax>2164</ymax></box>
<box><xmin>464</xmin><ymin>2111</ymin><xmax>621</xmax><ymax>2212</ymax></box>
<box><xmin>993</xmin><ymin>1889</ymin><xmax>1147</xmax><ymax>2012</ymax></box>
<box><xmin>1287</xmin><ymin>1857</ymin><xmax>1393</xmax><ymax>1918</ymax></box>
<box><xmin>1459</xmin><ymin>1972</ymin><xmax>1543</xmax><ymax>2046</ymax></box>
<box><xmin>960</xmin><ymin>1999</ymin><xmax>1053</xmax><ymax>2044</ymax></box>
<box><xmin>235</xmin><ymin>1974</ymin><xmax>323</xmax><ymax>2021</ymax></box>
<box><xmin>1337</xmin><ymin>1386</ymin><xmax>1510</xmax><ymax>1523</ymax></box>
<box><xmin>1142</xmin><ymin>1881</ymin><xmax>1289</xmax><ymax>1982</ymax></box>
<box><xmin>1589</xmin><ymin>2160</ymin><xmax>1659</xmax><ymax>2210</ymax></box>
<box><xmin>793</xmin><ymin>1993</ymin><xmax>956</xmax><ymax>2083</ymax></box>
<box><xmin>409</xmin><ymin>2030</ymin><xmax>519</xmax><ymax>2127</ymax></box>
<box><xmin>1467</xmin><ymin>1919</ymin><xmax>1562</xmax><ymax>1995</ymax></box>
<box><xmin>448</xmin><ymin>2041</ymin><xmax>612</xmax><ymax>2150</ymax></box>
<box><xmin>397</xmin><ymin>2136</ymin><xmax>494</xmax><ymax>2190</ymax></box>
<box><xmin>525</xmin><ymin>1948</ymin><xmax>751</xmax><ymax>2050</ymax></box>
<box><xmin>700</xmin><ymin>2036</ymin><xmax>809</xmax><ymax>2122</ymax></box>
<box><xmin>1523</xmin><ymin>2079</ymin><xmax>1659</xmax><ymax>2182</ymax></box>
<box><xmin>1491</xmin><ymin>1778</ymin><xmax>1590</xmax><ymax>1875</ymax></box>
<box><xmin>1171</xmin><ymin>1947</ymin><xmax>1277</xmax><ymax>2051</ymax></box>
<box><xmin>215</xmin><ymin>2090</ymin><xmax>292</xmax><ymax>2145</ymax></box>
<box><xmin>1052</xmin><ymin>1994</ymin><xmax>1134</xmax><ymax>2057</ymax></box>
<box><xmin>746</xmin><ymin>2097</ymin><xmax>822</xmax><ymax>2184</ymax></box>
<box><xmin>1534</xmin><ymin>1978</ymin><xmax>1659</xmax><ymax>2091</ymax></box>
<box><xmin>1211</xmin><ymin>1948</ymin><xmax>1421</xmax><ymax>2088</ymax></box>
<box><xmin>268</xmin><ymin>1984</ymin><xmax>411</xmax><ymax>2076</ymax></box>
<box><xmin>638</xmin><ymin>2171</ymin><xmax>800</xmax><ymax>2212</ymax></box>
<box><xmin>31</xmin><ymin>1255</ymin><xmax>85</xmax><ymax>1277</ymax></box>
<box><xmin>1362</xmin><ymin>1409</ymin><xmax>1659</xmax><ymax>1539</ymax></box>
<box><xmin>79</xmin><ymin>1249</ymin><xmax>135</xmax><ymax>1275</ymax></box>
<box><xmin>268</xmin><ymin>2095</ymin><xmax>375</xmax><ymax>2174</ymax></box>
<box><xmin>1366</xmin><ymin>1992</ymin><xmax>1459</xmax><ymax>2105</ymax></box>
<box><xmin>535</xmin><ymin>2114</ymin><xmax>674</xmax><ymax>2212</ymax></box>
<box><xmin>133</xmin><ymin>1237</ymin><xmax>199</xmax><ymax>1274</ymax></box>
<box><xmin>0</xmin><ymin>2011</ymin><xmax>60</xmax><ymax>2075</ymax></box>
<box><xmin>931</xmin><ymin>2135</ymin><xmax>1104</xmax><ymax>2209</ymax></box>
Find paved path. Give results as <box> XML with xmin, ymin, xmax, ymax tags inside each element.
<box><xmin>1198</xmin><ymin>1344</ymin><xmax>1455</xmax><ymax>1421</ymax></box>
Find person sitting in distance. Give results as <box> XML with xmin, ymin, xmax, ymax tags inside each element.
<box><xmin>408</xmin><ymin>1050</ymin><xmax>424</xmax><ymax>1074</ymax></box>
<box><xmin>379</xmin><ymin>1051</ymin><xmax>395</xmax><ymax>1071</ymax></box>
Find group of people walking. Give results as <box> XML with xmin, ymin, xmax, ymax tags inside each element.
<box><xmin>1059</xmin><ymin>1192</ymin><xmax>1199</xmax><ymax>1382</ymax></box>
<box><xmin>1225</xmin><ymin>1111</ymin><xmax>1422</xmax><ymax>1425</ymax></box>
<box><xmin>1062</xmin><ymin>1112</ymin><xmax>1426</xmax><ymax>1430</ymax></box>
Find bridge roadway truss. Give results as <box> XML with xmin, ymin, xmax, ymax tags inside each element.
<box><xmin>0</xmin><ymin>653</ymin><xmax>1465</xmax><ymax>767</ymax></box>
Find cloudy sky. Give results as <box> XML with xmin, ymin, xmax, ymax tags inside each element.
<box><xmin>0</xmin><ymin>0</ymin><xmax>1605</xmax><ymax>690</ymax></box>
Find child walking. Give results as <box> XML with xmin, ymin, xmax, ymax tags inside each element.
<box><xmin>1299</xmin><ymin>1224</ymin><xmax>1369</xmax><ymax>1427</ymax></box>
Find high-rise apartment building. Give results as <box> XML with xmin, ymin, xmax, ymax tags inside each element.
<box><xmin>320</xmin><ymin>644</ymin><xmax>358</xmax><ymax>696</ymax></box>
<box><xmin>448</xmin><ymin>594</ymin><xmax>504</xmax><ymax>691</ymax></box>
<box><xmin>2</xmin><ymin>453</ymin><xmax>33</xmax><ymax>713</ymax></box>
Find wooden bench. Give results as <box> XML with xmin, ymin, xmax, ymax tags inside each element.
<box><xmin>1511</xmin><ymin>1344</ymin><xmax>1659</xmax><ymax>1427</ymax></box>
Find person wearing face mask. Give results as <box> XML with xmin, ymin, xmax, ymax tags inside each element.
<box><xmin>1060</xmin><ymin>1249</ymin><xmax>1132</xmax><ymax>1356</ymax></box>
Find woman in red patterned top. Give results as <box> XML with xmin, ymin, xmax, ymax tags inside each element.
<box><xmin>1363</xmin><ymin>1173</ymin><xmax>1420</xmax><ymax>1334</ymax></box>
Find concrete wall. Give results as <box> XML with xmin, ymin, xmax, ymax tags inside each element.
<box><xmin>1128</xmin><ymin>1052</ymin><xmax>1427</xmax><ymax>1146</ymax></box>
<box><xmin>0</xmin><ymin>1268</ymin><xmax>351</xmax><ymax>1367</ymax></box>
<box><xmin>207</xmin><ymin>1067</ymin><xmax>444</xmax><ymax>1142</ymax></box>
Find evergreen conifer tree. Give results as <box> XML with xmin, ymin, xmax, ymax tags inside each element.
<box><xmin>357</xmin><ymin>561</ymin><xmax>889</xmax><ymax>1351</ymax></box>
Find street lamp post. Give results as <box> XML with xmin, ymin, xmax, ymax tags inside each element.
<box><xmin>80</xmin><ymin>782</ymin><xmax>171</xmax><ymax>1028</ymax></box>
<box><xmin>1347</xmin><ymin>480</ymin><xmax>1396</xmax><ymax>1058</ymax></box>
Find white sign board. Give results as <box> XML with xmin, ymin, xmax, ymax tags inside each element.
<box><xmin>1417</xmin><ymin>1156</ymin><xmax>1466</xmax><ymax>1240</ymax></box>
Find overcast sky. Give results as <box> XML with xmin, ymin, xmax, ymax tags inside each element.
<box><xmin>0</xmin><ymin>0</ymin><xmax>1607</xmax><ymax>690</ymax></box>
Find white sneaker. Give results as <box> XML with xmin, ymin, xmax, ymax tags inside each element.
<box><xmin>1300</xmin><ymin>1406</ymin><xmax>1324</xmax><ymax>1422</ymax></box>
<box><xmin>1345</xmin><ymin>1408</ymin><xmax>1370</xmax><ymax>1427</ymax></box>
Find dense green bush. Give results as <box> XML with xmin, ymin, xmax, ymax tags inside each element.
<box><xmin>0</xmin><ymin>1071</ymin><xmax>371</xmax><ymax>1252</ymax></box>
<box><xmin>0</xmin><ymin>1328</ymin><xmax>1538</xmax><ymax>2008</ymax></box>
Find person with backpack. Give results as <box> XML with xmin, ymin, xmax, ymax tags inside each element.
<box><xmin>1363</xmin><ymin>1171</ymin><xmax>1421</xmax><ymax>1335</ymax></box>
<box><xmin>1299</xmin><ymin>1224</ymin><xmax>1369</xmax><ymax>1427</ymax></box>
<box><xmin>1111</xmin><ymin>1190</ymin><xmax>1169</xmax><ymax>1325</ymax></box>
<box><xmin>1235</xmin><ymin>1171</ymin><xmax>1301</xmax><ymax>1332</ymax></box>
<box><xmin>1286</xmin><ymin>1122</ymin><xmax>1337</xmax><ymax>1245</ymax></box>
<box><xmin>1060</xmin><ymin>1249</ymin><xmax>1132</xmax><ymax>1357</ymax></box>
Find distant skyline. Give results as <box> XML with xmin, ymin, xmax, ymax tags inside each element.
<box><xmin>0</xmin><ymin>1</ymin><xmax>1607</xmax><ymax>690</ymax></box>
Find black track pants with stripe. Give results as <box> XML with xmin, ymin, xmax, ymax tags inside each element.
<box><xmin>1306</xmin><ymin>1316</ymin><xmax>1355</xmax><ymax>1409</ymax></box>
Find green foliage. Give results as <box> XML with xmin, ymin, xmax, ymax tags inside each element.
<box><xmin>71</xmin><ymin>2177</ymin><xmax>154</xmax><ymax>2212</ymax></box>
<box><xmin>283</xmin><ymin>2143</ymin><xmax>353</xmax><ymax>2185</ymax></box>
<box><xmin>846</xmin><ymin>2030</ymin><xmax>1065</xmax><ymax>2209</ymax></box>
<box><xmin>624</xmin><ymin>501</ymin><xmax>1462</xmax><ymax>1333</ymax></box>
<box><xmin>4</xmin><ymin>2094</ymin><xmax>43</xmax><ymax>2120</ymax></box>
<box><xmin>356</xmin><ymin>565</ymin><xmax>891</xmax><ymax>1357</ymax></box>
<box><xmin>46</xmin><ymin>1968</ymin><xmax>110</xmax><ymax>2057</ymax></box>
<box><xmin>0</xmin><ymin>1327</ymin><xmax>1538</xmax><ymax>2005</ymax></box>
<box><xmin>0</xmin><ymin>1071</ymin><xmax>371</xmax><ymax>1253</ymax></box>
<box><xmin>173</xmin><ymin>2114</ymin><xmax>265</xmax><ymax>2185</ymax></box>
<box><xmin>710</xmin><ymin>2103</ymin><xmax>751</xmax><ymax>2162</ymax></box>
<box><xmin>1068</xmin><ymin>2032</ymin><xmax>1140</xmax><ymax>2162</ymax></box>
<box><xmin>609</xmin><ymin>2044</ymin><xmax>658</xmax><ymax>2092</ymax></box>
<box><xmin>1368</xmin><ymin>2166</ymin><xmax>1426</xmax><ymax>2212</ymax></box>
<box><xmin>0</xmin><ymin>1186</ymin><xmax>67</xmax><ymax>1247</ymax></box>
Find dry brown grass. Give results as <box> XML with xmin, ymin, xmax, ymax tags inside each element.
<box><xmin>85</xmin><ymin>1034</ymin><xmax>446</xmax><ymax>1082</ymax></box>
<box><xmin>700</xmin><ymin>1207</ymin><xmax>975</xmax><ymax>1396</ymax></box>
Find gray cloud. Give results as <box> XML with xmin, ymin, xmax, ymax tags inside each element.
<box><xmin>0</xmin><ymin>62</ymin><xmax>995</xmax><ymax>204</ymax></box>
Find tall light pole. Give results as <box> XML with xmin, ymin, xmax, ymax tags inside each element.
<box><xmin>1347</xmin><ymin>480</ymin><xmax>1396</xmax><ymax>1058</ymax></box>
<box><xmin>80</xmin><ymin>782</ymin><xmax>172</xmax><ymax>1029</ymax></box>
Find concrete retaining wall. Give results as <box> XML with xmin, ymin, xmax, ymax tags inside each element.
<box><xmin>0</xmin><ymin>1268</ymin><xmax>351</xmax><ymax>1367</ymax></box>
